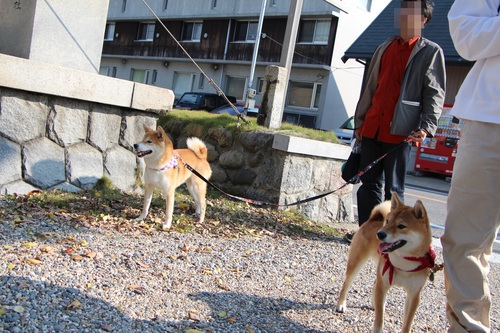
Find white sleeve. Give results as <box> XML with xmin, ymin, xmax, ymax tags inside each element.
<box><xmin>448</xmin><ymin>0</ymin><xmax>500</xmax><ymax>61</ymax></box>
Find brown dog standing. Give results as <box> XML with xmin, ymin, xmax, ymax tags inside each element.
<box><xmin>134</xmin><ymin>125</ymin><xmax>212</xmax><ymax>230</ymax></box>
<box><xmin>336</xmin><ymin>192</ymin><xmax>436</xmax><ymax>333</ymax></box>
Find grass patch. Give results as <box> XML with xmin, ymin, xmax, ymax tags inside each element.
<box><xmin>159</xmin><ymin>109</ymin><xmax>340</xmax><ymax>144</ymax></box>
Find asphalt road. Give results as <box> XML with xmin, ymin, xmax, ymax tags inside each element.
<box><xmin>351</xmin><ymin>174</ymin><xmax>500</xmax><ymax>264</ymax></box>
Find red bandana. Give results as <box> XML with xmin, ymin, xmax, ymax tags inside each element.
<box><xmin>378</xmin><ymin>245</ymin><xmax>437</xmax><ymax>285</ymax></box>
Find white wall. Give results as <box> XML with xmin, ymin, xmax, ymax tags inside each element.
<box><xmin>318</xmin><ymin>0</ymin><xmax>391</xmax><ymax>130</ymax></box>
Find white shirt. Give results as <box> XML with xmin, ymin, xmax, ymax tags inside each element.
<box><xmin>448</xmin><ymin>0</ymin><xmax>500</xmax><ymax>124</ymax></box>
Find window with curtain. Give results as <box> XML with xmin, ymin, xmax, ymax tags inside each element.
<box><xmin>131</xmin><ymin>69</ymin><xmax>150</xmax><ymax>84</ymax></box>
<box><xmin>286</xmin><ymin>81</ymin><xmax>322</xmax><ymax>109</ymax></box>
<box><xmin>137</xmin><ymin>22</ymin><xmax>155</xmax><ymax>41</ymax></box>
<box><xmin>298</xmin><ymin>19</ymin><xmax>330</xmax><ymax>44</ymax></box>
<box><xmin>234</xmin><ymin>21</ymin><xmax>258</xmax><ymax>42</ymax></box>
<box><xmin>181</xmin><ymin>22</ymin><xmax>203</xmax><ymax>41</ymax></box>
<box><xmin>104</xmin><ymin>23</ymin><xmax>115</xmax><ymax>41</ymax></box>
<box><xmin>173</xmin><ymin>72</ymin><xmax>195</xmax><ymax>97</ymax></box>
<box><xmin>225</xmin><ymin>76</ymin><xmax>247</xmax><ymax>100</ymax></box>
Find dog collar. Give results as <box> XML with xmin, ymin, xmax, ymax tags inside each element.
<box><xmin>379</xmin><ymin>245</ymin><xmax>437</xmax><ymax>285</ymax></box>
<box><xmin>150</xmin><ymin>155</ymin><xmax>178</xmax><ymax>171</ymax></box>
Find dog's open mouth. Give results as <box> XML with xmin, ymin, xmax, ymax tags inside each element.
<box><xmin>378</xmin><ymin>240</ymin><xmax>407</xmax><ymax>253</ymax></box>
<box><xmin>136</xmin><ymin>150</ymin><xmax>152</xmax><ymax>158</ymax></box>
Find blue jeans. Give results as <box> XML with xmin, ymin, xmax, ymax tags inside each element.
<box><xmin>356</xmin><ymin>136</ymin><xmax>411</xmax><ymax>225</ymax></box>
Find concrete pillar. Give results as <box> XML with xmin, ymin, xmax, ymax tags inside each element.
<box><xmin>0</xmin><ymin>0</ymin><xmax>109</xmax><ymax>73</ymax></box>
<box><xmin>258</xmin><ymin>65</ymin><xmax>288</xmax><ymax>129</ymax></box>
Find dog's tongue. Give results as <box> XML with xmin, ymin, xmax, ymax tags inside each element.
<box><xmin>378</xmin><ymin>242</ymin><xmax>392</xmax><ymax>253</ymax></box>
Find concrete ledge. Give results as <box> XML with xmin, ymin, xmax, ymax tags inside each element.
<box><xmin>0</xmin><ymin>53</ymin><xmax>174</xmax><ymax>113</ymax></box>
<box><xmin>272</xmin><ymin>134</ymin><xmax>351</xmax><ymax>160</ymax></box>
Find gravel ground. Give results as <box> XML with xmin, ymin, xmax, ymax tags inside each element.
<box><xmin>0</xmin><ymin>194</ymin><xmax>498</xmax><ymax>333</ymax></box>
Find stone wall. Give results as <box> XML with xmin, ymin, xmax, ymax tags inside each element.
<box><xmin>0</xmin><ymin>87</ymin><xmax>157</xmax><ymax>194</ymax></box>
<box><xmin>169</xmin><ymin>126</ymin><xmax>354</xmax><ymax>225</ymax></box>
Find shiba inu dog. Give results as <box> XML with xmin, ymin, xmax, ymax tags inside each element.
<box><xmin>133</xmin><ymin>125</ymin><xmax>212</xmax><ymax>230</ymax></box>
<box><xmin>336</xmin><ymin>193</ymin><xmax>436</xmax><ymax>333</ymax></box>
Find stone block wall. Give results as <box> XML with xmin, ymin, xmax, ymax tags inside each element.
<box><xmin>0</xmin><ymin>87</ymin><xmax>157</xmax><ymax>194</ymax></box>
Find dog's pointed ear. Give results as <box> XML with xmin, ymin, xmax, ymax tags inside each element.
<box><xmin>413</xmin><ymin>200</ymin><xmax>427</xmax><ymax>219</ymax></box>
<box><xmin>156</xmin><ymin>126</ymin><xmax>166</xmax><ymax>140</ymax></box>
<box><xmin>143</xmin><ymin>124</ymin><xmax>154</xmax><ymax>133</ymax></box>
<box><xmin>391</xmin><ymin>192</ymin><xmax>404</xmax><ymax>210</ymax></box>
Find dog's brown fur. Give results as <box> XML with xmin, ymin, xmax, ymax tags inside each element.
<box><xmin>336</xmin><ymin>193</ymin><xmax>433</xmax><ymax>333</ymax></box>
<box><xmin>134</xmin><ymin>125</ymin><xmax>212</xmax><ymax>230</ymax></box>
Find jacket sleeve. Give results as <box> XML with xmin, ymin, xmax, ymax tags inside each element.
<box><xmin>448</xmin><ymin>0</ymin><xmax>500</xmax><ymax>61</ymax></box>
<box><xmin>420</xmin><ymin>47</ymin><xmax>446</xmax><ymax>137</ymax></box>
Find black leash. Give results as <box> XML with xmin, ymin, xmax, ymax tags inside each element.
<box><xmin>179</xmin><ymin>137</ymin><xmax>412</xmax><ymax>208</ymax></box>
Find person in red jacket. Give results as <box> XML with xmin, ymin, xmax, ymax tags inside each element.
<box><xmin>345</xmin><ymin>0</ymin><xmax>446</xmax><ymax>242</ymax></box>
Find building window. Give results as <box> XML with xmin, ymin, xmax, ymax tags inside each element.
<box><xmin>297</xmin><ymin>19</ymin><xmax>330</xmax><ymax>44</ymax></box>
<box><xmin>198</xmin><ymin>75</ymin><xmax>205</xmax><ymax>89</ymax></box>
<box><xmin>104</xmin><ymin>23</ymin><xmax>115</xmax><ymax>41</ymax></box>
<box><xmin>173</xmin><ymin>72</ymin><xmax>195</xmax><ymax>97</ymax></box>
<box><xmin>234</xmin><ymin>21</ymin><xmax>258</xmax><ymax>42</ymax></box>
<box><xmin>99</xmin><ymin>66</ymin><xmax>111</xmax><ymax>76</ymax></box>
<box><xmin>286</xmin><ymin>81</ymin><xmax>322</xmax><ymax>109</ymax></box>
<box><xmin>181</xmin><ymin>22</ymin><xmax>203</xmax><ymax>42</ymax></box>
<box><xmin>225</xmin><ymin>76</ymin><xmax>247</xmax><ymax>100</ymax></box>
<box><xmin>121</xmin><ymin>0</ymin><xmax>127</xmax><ymax>12</ymax></box>
<box><xmin>152</xmin><ymin>70</ymin><xmax>158</xmax><ymax>84</ymax></box>
<box><xmin>137</xmin><ymin>22</ymin><xmax>155</xmax><ymax>41</ymax></box>
<box><xmin>131</xmin><ymin>69</ymin><xmax>151</xmax><ymax>84</ymax></box>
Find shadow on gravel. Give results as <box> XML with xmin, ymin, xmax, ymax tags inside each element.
<box><xmin>0</xmin><ymin>276</ymin><xmax>330</xmax><ymax>333</ymax></box>
<box><xmin>188</xmin><ymin>291</ymin><xmax>330</xmax><ymax>333</ymax></box>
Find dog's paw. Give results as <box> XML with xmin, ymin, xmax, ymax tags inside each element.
<box><xmin>162</xmin><ymin>223</ymin><xmax>172</xmax><ymax>231</ymax></box>
<box><xmin>335</xmin><ymin>302</ymin><xmax>347</xmax><ymax>313</ymax></box>
<box><xmin>135</xmin><ymin>215</ymin><xmax>146</xmax><ymax>221</ymax></box>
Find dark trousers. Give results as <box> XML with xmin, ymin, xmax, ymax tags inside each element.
<box><xmin>356</xmin><ymin>136</ymin><xmax>411</xmax><ymax>226</ymax></box>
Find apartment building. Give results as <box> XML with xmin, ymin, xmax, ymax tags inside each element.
<box><xmin>100</xmin><ymin>0</ymin><xmax>390</xmax><ymax>129</ymax></box>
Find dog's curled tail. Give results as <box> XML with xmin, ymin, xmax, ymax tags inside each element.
<box><xmin>370</xmin><ymin>200</ymin><xmax>392</xmax><ymax>221</ymax></box>
<box><xmin>186</xmin><ymin>137</ymin><xmax>208</xmax><ymax>160</ymax></box>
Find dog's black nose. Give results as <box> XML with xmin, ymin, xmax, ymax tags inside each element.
<box><xmin>377</xmin><ymin>230</ymin><xmax>387</xmax><ymax>241</ymax></box>
<box><xmin>133</xmin><ymin>143</ymin><xmax>138</xmax><ymax>149</ymax></box>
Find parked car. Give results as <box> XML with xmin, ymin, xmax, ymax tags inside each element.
<box><xmin>210</xmin><ymin>105</ymin><xmax>259</xmax><ymax>117</ymax></box>
<box><xmin>174</xmin><ymin>92</ymin><xmax>237</xmax><ymax>111</ymax></box>
<box><xmin>333</xmin><ymin>116</ymin><xmax>355</xmax><ymax>144</ymax></box>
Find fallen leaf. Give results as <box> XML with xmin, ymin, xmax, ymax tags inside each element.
<box><xmin>136</xmin><ymin>260</ymin><xmax>150</xmax><ymax>268</ymax></box>
<box><xmin>40</xmin><ymin>246</ymin><xmax>56</xmax><ymax>254</ymax></box>
<box><xmin>25</xmin><ymin>258</ymin><xmax>42</xmax><ymax>265</ymax></box>
<box><xmin>182</xmin><ymin>244</ymin><xmax>189</xmax><ymax>252</ymax></box>
<box><xmin>7</xmin><ymin>263</ymin><xmax>16</xmax><ymax>270</ymax></box>
<box><xmin>71</xmin><ymin>254</ymin><xmax>85</xmax><ymax>261</ymax></box>
<box><xmin>188</xmin><ymin>309</ymin><xmax>200</xmax><ymax>321</ymax></box>
<box><xmin>284</xmin><ymin>276</ymin><xmax>292</xmax><ymax>283</ymax></box>
<box><xmin>22</xmin><ymin>242</ymin><xmax>37</xmax><ymax>248</ymax></box>
<box><xmin>185</xmin><ymin>329</ymin><xmax>205</xmax><ymax>333</ymax></box>
<box><xmin>246</xmin><ymin>327</ymin><xmax>256</xmax><ymax>333</ymax></box>
<box><xmin>84</xmin><ymin>250</ymin><xmax>97</xmax><ymax>259</ymax></box>
<box><xmin>217</xmin><ymin>311</ymin><xmax>227</xmax><ymax>318</ymax></box>
<box><xmin>226</xmin><ymin>316</ymin><xmax>237</xmax><ymax>324</ymax></box>
<box><xmin>67</xmin><ymin>300</ymin><xmax>81</xmax><ymax>311</ymax></box>
<box><xmin>0</xmin><ymin>308</ymin><xmax>6</xmax><ymax>316</ymax></box>
<box><xmin>100</xmin><ymin>324</ymin><xmax>112</xmax><ymax>332</ymax></box>
<box><xmin>13</xmin><ymin>306</ymin><xmax>24</xmax><ymax>313</ymax></box>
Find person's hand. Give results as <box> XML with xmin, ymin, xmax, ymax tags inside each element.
<box><xmin>355</xmin><ymin>128</ymin><xmax>362</xmax><ymax>141</ymax></box>
<box><xmin>410</xmin><ymin>129</ymin><xmax>427</xmax><ymax>143</ymax></box>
